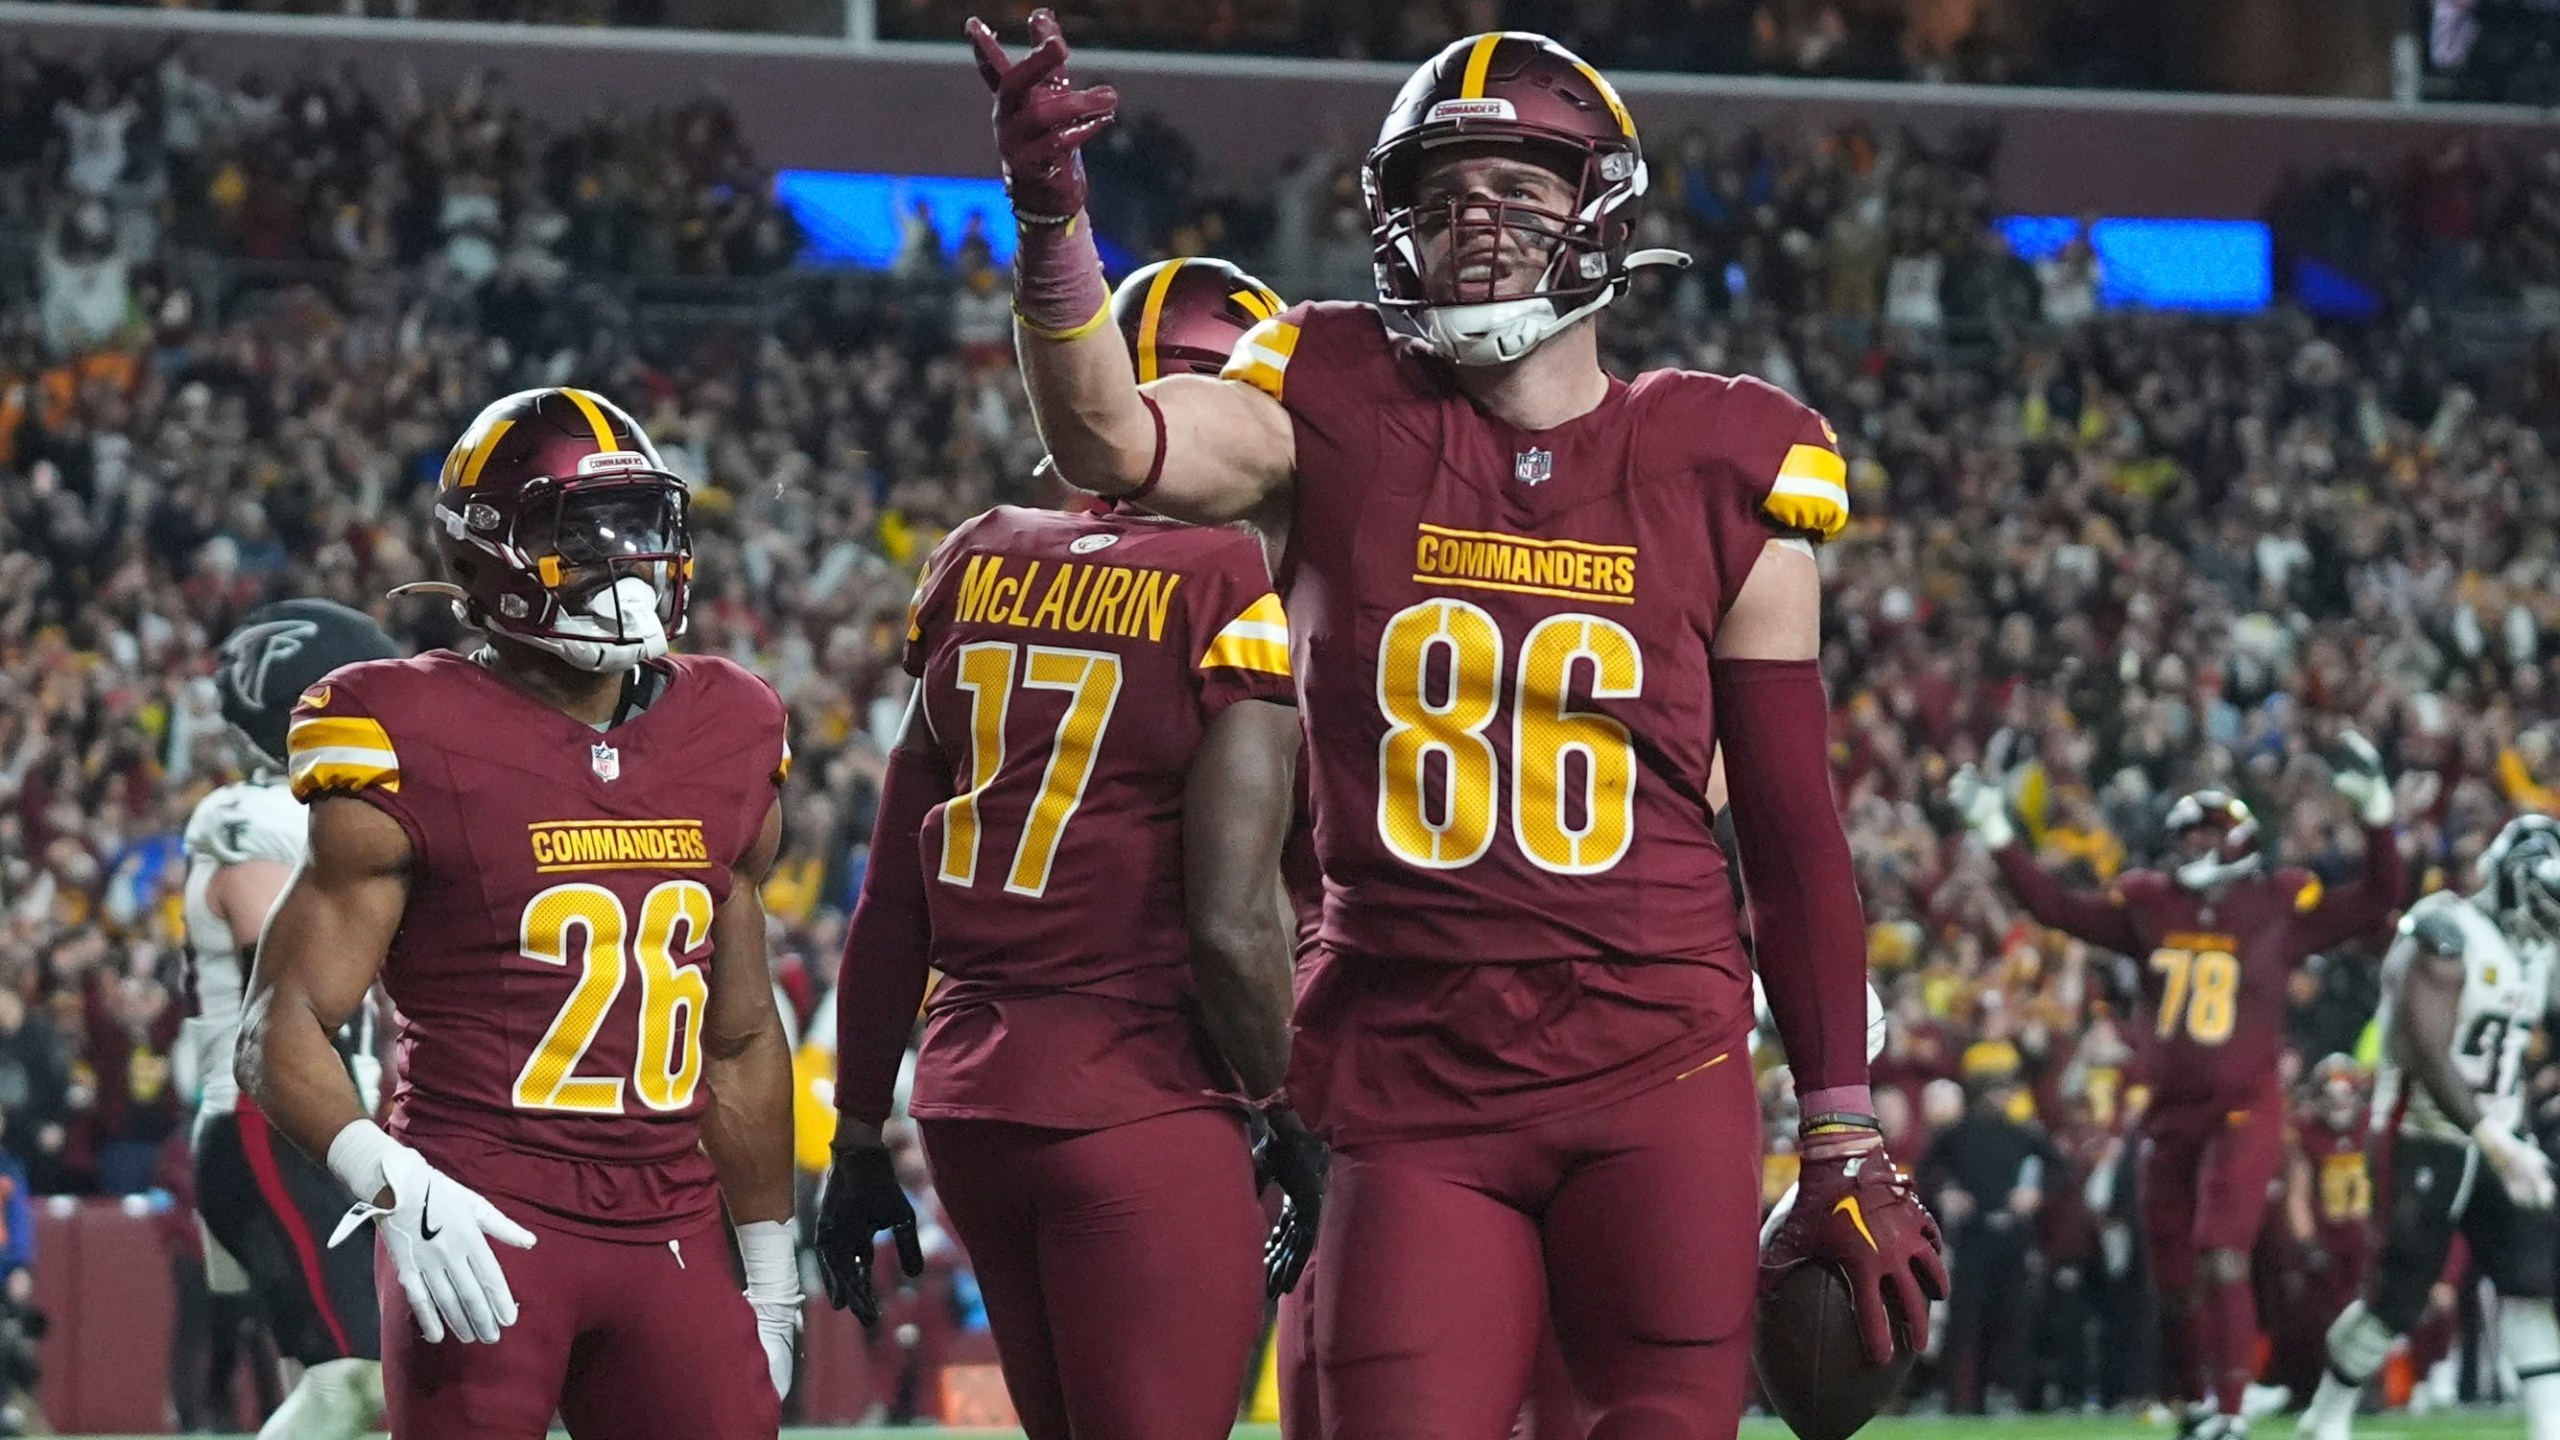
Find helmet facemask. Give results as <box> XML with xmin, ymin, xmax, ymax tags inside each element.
<box><xmin>1368</xmin><ymin>131</ymin><xmax>1678</xmax><ymax>367</ymax></box>
<box><xmin>2166</xmin><ymin>790</ymin><xmax>2261</xmax><ymax>892</ymax></box>
<box><xmin>444</xmin><ymin>470</ymin><xmax>693</xmax><ymax>674</ymax></box>
<box><xmin>2488</xmin><ymin>822</ymin><xmax>2560</xmax><ymax>940</ymax></box>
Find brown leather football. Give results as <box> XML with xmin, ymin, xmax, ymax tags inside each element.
<box><xmin>1753</xmin><ymin>1261</ymin><xmax>1916</xmax><ymax>1440</ymax></box>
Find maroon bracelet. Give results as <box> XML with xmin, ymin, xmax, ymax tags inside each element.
<box><xmin>1120</xmin><ymin>391</ymin><xmax>1168</xmax><ymax>503</ymax></box>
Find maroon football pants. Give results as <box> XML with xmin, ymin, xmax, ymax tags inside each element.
<box><xmin>1284</xmin><ymin>1254</ymin><xmax>1584</xmax><ymax>1440</ymax></box>
<box><xmin>1312</xmin><ymin>1042</ymin><xmax>1759</xmax><ymax>1440</ymax></box>
<box><xmin>379</xmin><ymin>1207</ymin><xmax>777</xmax><ymax>1440</ymax></box>
<box><xmin>919</xmin><ymin>1107</ymin><xmax>1265</xmax><ymax>1440</ymax></box>
<box><xmin>2141</xmin><ymin>1085</ymin><xmax>2288</xmax><ymax>1410</ymax></box>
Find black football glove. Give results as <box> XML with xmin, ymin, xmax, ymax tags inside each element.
<box><xmin>1252</xmin><ymin>1108</ymin><xmax>1328</xmax><ymax>1298</ymax></box>
<box><xmin>814</xmin><ymin>1141</ymin><xmax>925</xmax><ymax>1327</ymax></box>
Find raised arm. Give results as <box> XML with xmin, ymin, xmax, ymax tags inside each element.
<box><xmin>1989</xmin><ymin>844</ymin><xmax>2149</xmax><ymax>957</ymax></box>
<box><xmin>2291</xmin><ymin>823</ymin><xmax>2407</xmax><ymax>956</ymax></box>
<box><xmin>968</xmin><ymin>13</ymin><xmax>1294</xmax><ymax>521</ymax></box>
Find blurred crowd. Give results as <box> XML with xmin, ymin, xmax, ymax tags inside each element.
<box><xmin>7</xmin><ymin>36</ymin><xmax>2560</xmax><ymax>1426</ymax></box>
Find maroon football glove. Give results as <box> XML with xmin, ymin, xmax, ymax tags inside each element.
<box><xmin>965</xmin><ymin>9</ymin><xmax>1119</xmax><ymax>223</ymax></box>
<box><xmin>1763</xmin><ymin>1126</ymin><xmax>1948</xmax><ymax>1366</ymax></box>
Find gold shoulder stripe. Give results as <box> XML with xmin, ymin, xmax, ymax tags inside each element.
<box><xmin>287</xmin><ymin>715</ymin><xmax>401</xmax><ymax>799</ymax></box>
<box><xmin>1765</xmin><ymin>443</ymin><xmax>1850</xmax><ymax>538</ymax></box>
<box><xmin>561</xmin><ymin>388</ymin><xmax>620</xmax><ymax>453</ymax></box>
<box><xmin>2296</xmin><ymin>878</ymin><xmax>2324</xmax><ymax>913</ymax></box>
<box><xmin>1221</xmin><ymin>317</ymin><xmax>1299</xmax><ymax>403</ymax></box>
<box><xmin>774</xmin><ymin>737</ymin><xmax>793</xmax><ymax>786</ymax></box>
<box><xmin>1200</xmin><ymin>592</ymin><xmax>1292</xmax><ymax>677</ymax></box>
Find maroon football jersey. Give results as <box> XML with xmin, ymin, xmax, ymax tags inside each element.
<box><xmin>286</xmin><ymin>651</ymin><xmax>787</xmax><ymax>1240</ymax></box>
<box><xmin>1996</xmin><ymin>835</ymin><xmax>2402</xmax><ymax>1110</ymax></box>
<box><xmin>2295</xmin><ymin>1114</ymin><xmax>2373</xmax><ymax>1255</ymax></box>
<box><xmin>898</xmin><ymin>505</ymin><xmax>1296</xmax><ymax>1129</ymax></box>
<box><xmin>1222</xmin><ymin>300</ymin><xmax>1848</xmax><ymax>1141</ymax></box>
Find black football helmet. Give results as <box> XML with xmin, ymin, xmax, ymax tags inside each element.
<box><xmin>421</xmin><ymin>387</ymin><xmax>691</xmax><ymax>673</ymax></box>
<box><xmin>2483</xmin><ymin>814</ymin><xmax>2560</xmax><ymax>937</ymax></box>
<box><xmin>216</xmin><ymin>600</ymin><xmax>401</xmax><ymax>769</ymax></box>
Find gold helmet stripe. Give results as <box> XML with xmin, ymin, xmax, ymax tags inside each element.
<box><xmin>1231</xmin><ymin>286</ymin><xmax>1279</xmax><ymax>323</ymax></box>
<box><xmin>1134</xmin><ymin>260</ymin><xmax>1188</xmax><ymax>384</ymax></box>
<box><xmin>1566</xmin><ymin>55</ymin><xmax>1636</xmax><ymax>138</ymax></box>
<box><xmin>450</xmin><ymin>418</ymin><xmax>515</xmax><ymax>490</ymax></box>
<box><xmin>561</xmin><ymin>388</ymin><xmax>622</xmax><ymax>453</ymax></box>
<box><xmin>1459</xmin><ymin>32</ymin><xmax>1504</xmax><ymax>98</ymax></box>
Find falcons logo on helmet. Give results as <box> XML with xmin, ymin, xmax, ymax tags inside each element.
<box><xmin>220</xmin><ymin>619</ymin><xmax>320</xmax><ymax>713</ymax></box>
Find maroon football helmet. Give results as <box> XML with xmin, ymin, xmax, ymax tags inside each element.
<box><xmin>1363</xmin><ymin>30</ymin><xmax>1685</xmax><ymax>365</ymax></box>
<box><xmin>424</xmin><ymin>387</ymin><xmax>692</xmax><ymax>673</ymax></box>
<box><xmin>2165</xmin><ymin>789</ymin><xmax>2262</xmax><ymax>890</ymax></box>
<box><xmin>1111</xmin><ymin>257</ymin><xmax>1282</xmax><ymax>381</ymax></box>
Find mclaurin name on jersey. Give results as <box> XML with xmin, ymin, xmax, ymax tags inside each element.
<box><xmin>952</xmin><ymin>555</ymin><xmax>1185</xmax><ymax>642</ymax></box>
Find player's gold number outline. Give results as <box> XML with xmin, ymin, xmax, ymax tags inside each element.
<box><xmin>2318</xmin><ymin>1152</ymin><xmax>2372</xmax><ymax>1224</ymax></box>
<box><xmin>939</xmin><ymin>642</ymin><xmax>1124</xmax><ymax>898</ymax></box>
<box><xmin>513</xmin><ymin>880</ymin><xmax>712</xmax><ymax>1114</ymax></box>
<box><xmin>1376</xmin><ymin>600</ymin><xmax>1643</xmax><ymax>875</ymax></box>
<box><xmin>2148</xmin><ymin>945</ymin><xmax>2239</xmax><ymax>1046</ymax></box>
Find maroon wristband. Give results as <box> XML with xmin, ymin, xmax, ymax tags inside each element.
<box><xmin>1119</xmin><ymin>390</ymin><xmax>1169</xmax><ymax>503</ymax></box>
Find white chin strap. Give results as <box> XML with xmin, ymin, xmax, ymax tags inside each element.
<box><xmin>1418</xmin><ymin>248</ymin><xmax>1690</xmax><ymax>367</ymax></box>
<box><xmin>2176</xmin><ymin>851</ymin><xmax>2262</xmax><ymax>892</ymax></box>
<box><xmin>508</xmin><ymin>575</ymin><xmax>670</xmax><ymax>674</ymax></box>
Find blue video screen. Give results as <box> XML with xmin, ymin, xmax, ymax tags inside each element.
<box><xmin>774</xmin><ymin>170</ymin><xmax>1022</xmax><ymax>269</ymax></box>
<box><xmin>1996</xmin><ymin>216</ymin><xmax>2273</xmax><ymax>314</ymax></box>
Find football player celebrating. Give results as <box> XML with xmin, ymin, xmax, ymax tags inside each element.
<box><xmin>2297</xmin><ymin>815</ymin><xmax>2560</xmax><ymax>1440</ymax></box>
<box><xmin>1955</xmin><ymin>736</ymin><xmax>2408</xmax><ymax>1440</ymax></box>
<box><xmin>2268</xmin><ymin>1056</ymin><xmax>2373</xmax><ymax>1405</ymax></box>
<box><xmin>188</xmin><ymin>600</ymin><xmax>398</xmax><ymax>1440</ymax></box>
<box><xmin>816</xmin><ymin>258</ymin><xmax>1321</xmax><ymax>1440</ymax></box>
<box><xmin>966</xmin><ymin>16</ymin><xmax>1944</xmax><ymax>1437</ymax></box>
<box><xmin>239</xmin><ymin>389</ymin><xmax>801</xmax><ymax>1439</ymax></box>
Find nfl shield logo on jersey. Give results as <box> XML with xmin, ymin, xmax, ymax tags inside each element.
<box><xmin>1515</xmin><ymin>448</ymin><xmax>1553</xmax><ymax>486</ymax></box>
<box><xmin>590</xmin><ymin>742</ymin><xmax>621</xmax><ymax>783</ymax></box>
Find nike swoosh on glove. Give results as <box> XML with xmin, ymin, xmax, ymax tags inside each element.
<box><xmin>328</xmin><ymin>1124</ymin><xmax>536</xmax><ymax>1346</ymax></box>
<box><xmin>966</xmin><ymin>8</ymin><xmax>1118</xmax><ymax>222</ymax></box>
<box><xmin>1762</xmin><ymin>1127</ymin><xmax>1948</xmax><ymax>1365</ymax></box>
<box><xmin>814</xmin><ymin>1142</ymin><xmax>925</xmax><ymax>1327</ymax></box>
<box><xmin>1252</xmin><ymin>1108</ymin><xmax>1328</xmax><ymax>1298</ymax></box>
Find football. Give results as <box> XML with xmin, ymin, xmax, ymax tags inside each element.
<box><xmin>1753</xmin><ymin>1261</ymin><xmax>1916</xmax><ymax>1440</ymax></box>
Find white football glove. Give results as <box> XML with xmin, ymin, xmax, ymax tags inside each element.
<box><xmin>326</xmin><ymin>1120</ymin><xmax>537</xmax><ymax>1344</ymax></box>
<box><xmin>2473</xmin><ymin>1118</ymin><xmax>2558</xmax><ymax>1211</ymax></box>
<box><xmin>1949</xmin><ymin>765</ymin><xmax>2016</xmax><ymax>849</ymax></box>
<box><xmin>738</xmin><ymin>1219</ymin><xmax>802</xmax><ymax>1400</ymax></box>
<box><xmin>2330</xmin><ymin>729</ymin><xmax>2397</xmax><ymax>827</ymax></box>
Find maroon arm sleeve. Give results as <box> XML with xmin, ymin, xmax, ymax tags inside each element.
<box><xmin>833</xmin><ymin>744</ymin><xmax>952</xmax><ymax>1129</ymax></box>
<box><xmin>1992</xmin><ymin>843</ymin><xmax>2147</xmax><ymax>956</ymax></box>
<box><xmin>2292</xmin><ymin>824</ymin><xmax>2408</xmax><ymax>955</ymax></box>
<box><xmin>1714</xmin><ymin>657</ymin><xmax>1871</xmax><ymax>1113</ymax></box>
